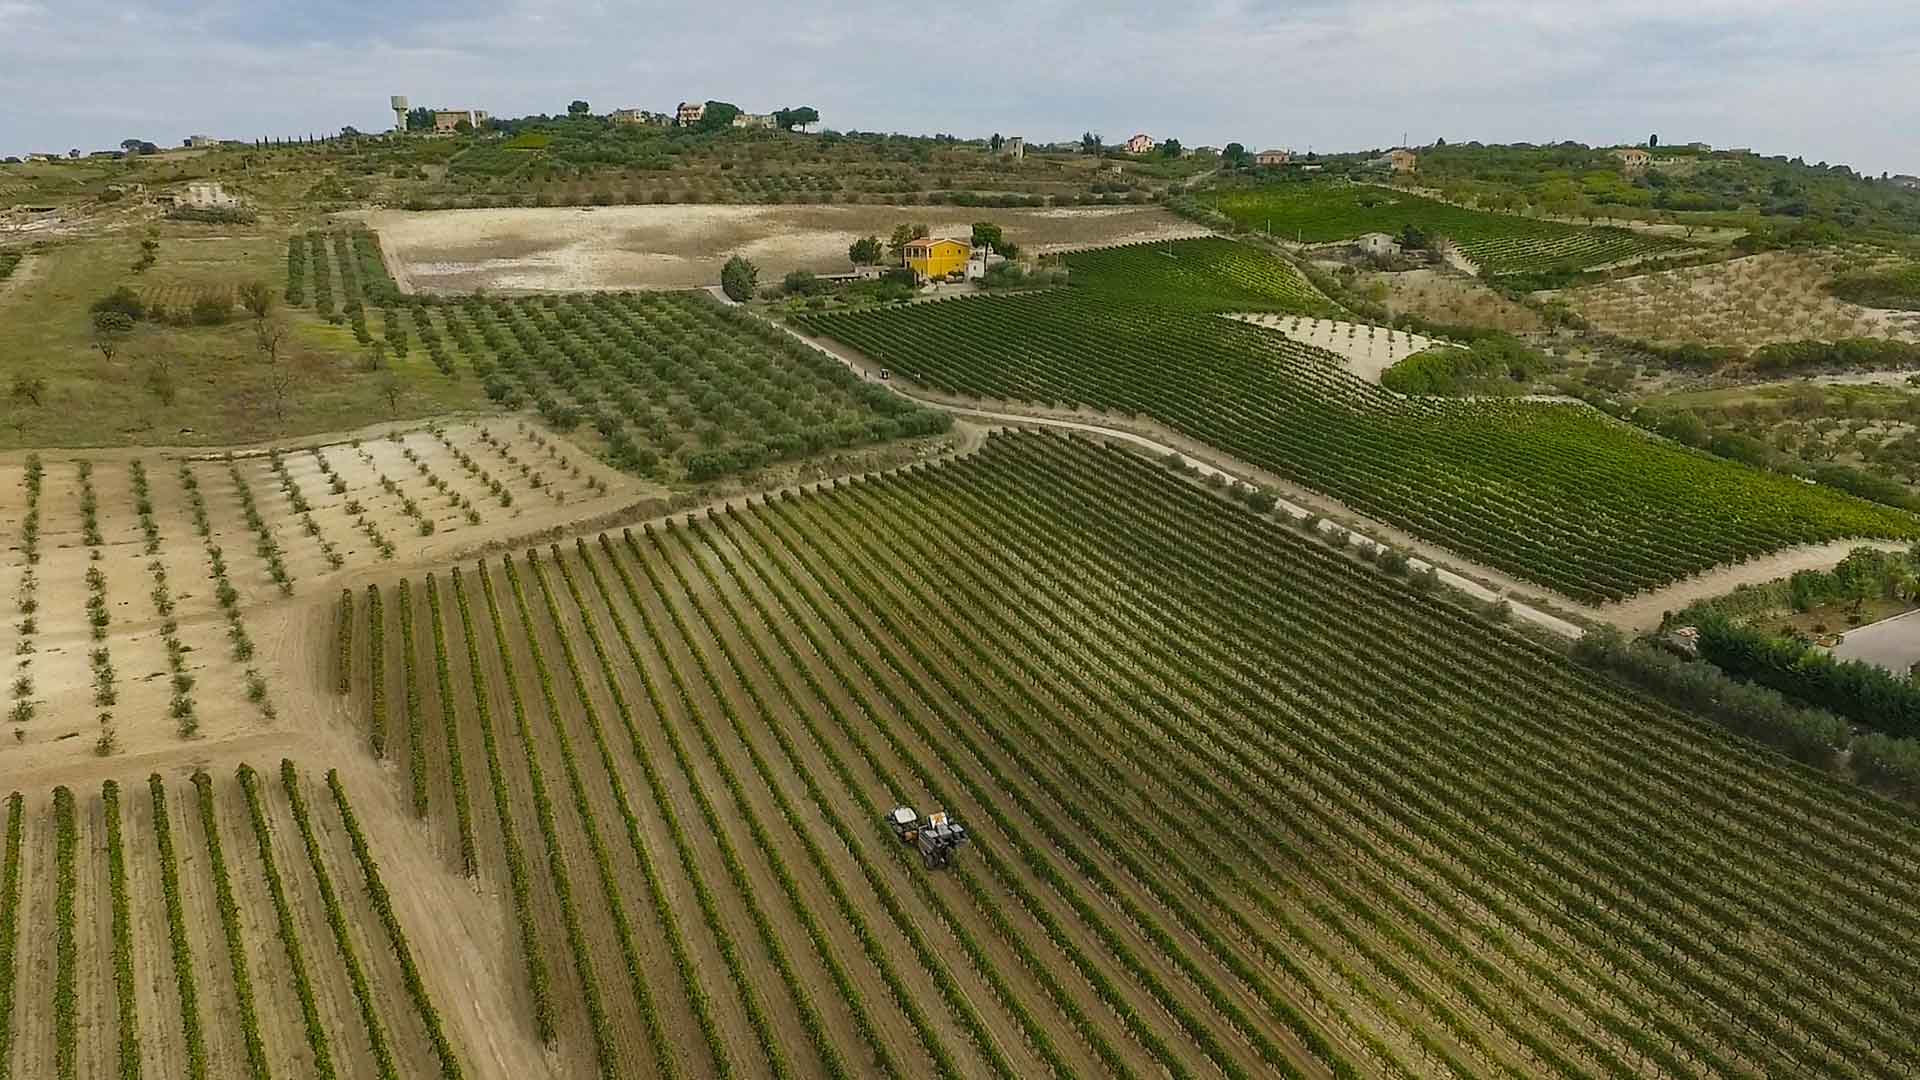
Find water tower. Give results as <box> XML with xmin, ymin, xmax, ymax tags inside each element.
<box><xmin>390</xmin><ymin>95</ymin><xmax>409</xmax><ymax>133</ymax></box>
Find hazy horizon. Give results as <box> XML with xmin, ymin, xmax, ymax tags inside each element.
<box><xmin>3</xmin><ymin>0</ymin><xmax>1916</xmax><ymax>177</ymax></box>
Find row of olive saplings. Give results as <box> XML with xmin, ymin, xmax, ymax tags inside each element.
<box><xmin>131</xmin><ymin>462</ymin><xmax>199</xmax><ymax>736</ymax></box>
<box><xmin>178</xmin><ymin>465</ymin><xmax>274</xmax><ymax>724</ymax></box>
<box><xmin>10</xmin><ymin>455</ymin><xmax>43</xmax><ymax>726</ymax></box>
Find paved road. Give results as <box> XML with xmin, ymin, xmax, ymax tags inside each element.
<box><xmin>1830</xmin><ymin>608</ymin><xmax>1920</xmax><ymax>674</ymax></box>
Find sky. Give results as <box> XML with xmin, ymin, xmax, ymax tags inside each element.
<box><xmin>3</xmin><ymin>0</ymin><xmax>1917</xmax><ymax>176</ymax></box>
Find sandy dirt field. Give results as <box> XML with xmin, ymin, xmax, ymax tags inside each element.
<box><xmin>359</xmin><ymin>204</ymin><xmax>1210</xmax><ymax>294</ymax></box>
<box><xmin>1230</xmin><ymin>314</ymin><xmax>1437</xmax><ymax>382</ymax></box>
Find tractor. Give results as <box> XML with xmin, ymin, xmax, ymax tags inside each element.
<box><xmin>885</xmin><ymin>805</ymin><xmax>969</xmax><ymax>868</ymax></box>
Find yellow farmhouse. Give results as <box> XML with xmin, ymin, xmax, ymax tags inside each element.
<box><xmin>904</xmin><ymin>237</ymin><xmax>971</xmax><ymax>282</ymax></box>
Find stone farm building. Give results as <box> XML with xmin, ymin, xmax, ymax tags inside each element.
<box><xmin>677</xmin><ymin>102</ymin><xmax>707</xmax><ymax>126</ymax></box>
<box><xmin>1255</xmin><ymin>149</ymin><xmax>1292</xmax><ymax>166</ymax></box>
<box><xmin>1612</xmin><ymin>147</ymin><xmax>1652</xmax><ymax>172</ymax></box>
<box><xmin>1124</xmin><ymin>133</ymin><xmax>1155</xmax><ymax>155</ymax></box>
<box><xmin>612</xmin><ymin>108</ymin><xmax>669</xmax><ymax>126</ymax></box>
<box><xmin>183</xmin><ymin>134</ymin><xmax>218</xmax><ymax>149</ymax></box>
<box><xmin>904</xmin><ymin>238</ymin><xmax>972</xmax><ymax>283</ymax></box>
<box><xmin>733</xmin><ymin>113</ymin><xmax>777</xmax><ymax>130</ymax></box>
<box><xmin>433</xmin><ymin>109</ymin><xmax>488</xmax><ymax>133</ymax></box>
<box><xmin>1390</xmin><ymin>148</ymin><xmax>1418</xmax><ymax>174</ymax></box>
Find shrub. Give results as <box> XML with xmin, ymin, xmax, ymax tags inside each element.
<box><xmin>721</xmin><ymin>255</ymin><xmax>759</xmax><ymax>302</ymax></box>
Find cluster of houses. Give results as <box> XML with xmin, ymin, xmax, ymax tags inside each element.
<box><xmin>611</xmin><ymin>103</ymin><xmax>779</xmax><ymax>129</ymax></box>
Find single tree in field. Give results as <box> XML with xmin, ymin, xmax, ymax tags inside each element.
<box><xmin>238</xmin><ymin>280</ymin><xmax>273</xmax><ymax>321</ymax></box>
<box><xmin>989</xmin><ymin>133</ymin><xmax>1004</xmax><ymax>152</ymax></box>
<box><xmin>1080</xmin><ymin>131</ymin><xmax>1103</xmax><ymax>155</ymax></box>
<box><xmin>720</xmin><ymin>255</ymin><xmax>759</xmax><ymax>302</ymax></box>
<box><xmin>265</xmin><ymin>360</ymin><xmax>297</xmax><ymax>423</ymax></box>
<box><xmin>145</xmin><ymin>358</ymin><xmax>176</xmax><ymax>406</ymax></box>
<box><xmin>91</xmin><ymin>311</ymin><xmax>134</xmax><ymax>363</ymax></box>
<box><xmin>254</xmin><ymin>314</ymin><xmax>289</xmax><ymax>365</ymax></box>
<box><xmin>9</xmin><ymin>374</ymin><xmax>46</xmax><ymax>407</ymax></box>
<box><xmin>568</xmin><ymin>100</ymin><xmax>591</xmax><ymax>117</ymax></box>
<box><xmin>378</xmin><ymin>372</ymin><xmax>402</xmax><ymax>415</ymax></box>
<box><xmin>405</xmin><ymin>106</ymin><xmax>433</xmax><ymax>131</ymax></box>
<box><xmin>971</xmin><ymin>222</ymin><xmax>1004</xmax><ymax>251</ymax></box>
<box><xmin>1222</xmin><ymin>142</ymin><xmax>1247</xmax><ymax>169</ymax></box>
<box><xmin>847</xmin><ymin>235</ymin><xmax>883</xmax><ymax>267</ymax></box>
<box><xmin>1160</xmin><ymin>138</ymin><xmax>1182</xmax><ymax>158</ymax></box>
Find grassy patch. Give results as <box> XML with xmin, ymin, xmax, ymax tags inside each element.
<box><xmin>0</xmin><ymin>228</ymin><xmax>488</xmax><ymax>448</ymax></box>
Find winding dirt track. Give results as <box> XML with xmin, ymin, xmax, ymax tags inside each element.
<box><xmin>749</xmin><ymin>305</ymin><xmax>1588</xmax><ymax>639</ymax></box>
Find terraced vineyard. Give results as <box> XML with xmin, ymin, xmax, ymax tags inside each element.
<box><xmin>0</xmin><ymin>765</ymin><xmax>462</xmax><ymax>1080</ymax></box>
<box><xmin>798</xmin><ymin>240</ymin><xmax>1919</xmax><ymax>603</ymax></box>
<box><xmin>1204</xmin><ymin>183</ymin><xmax>1687</xmax><ymax>276</ymax></box>
<box><xmin>337</xmin><ymin>431</ymin><xmax>1920</xmax><ymax>1078</ymax></box>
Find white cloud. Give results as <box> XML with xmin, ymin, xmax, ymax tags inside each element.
<box><xmin>0</xmin><ymin>0</ymin><xmax>1914</xmax><ymax>174</ymax></box>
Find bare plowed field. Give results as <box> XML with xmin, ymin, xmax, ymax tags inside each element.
<box><xmin>333</xmin><ymin>431</ymin><xmax>1920</xmax><ymax>1078</ymax></box>
<box><xmin>360</xmin><ymin>204</ymin><xmax>1210</xmax><ymax>293</ymax></box>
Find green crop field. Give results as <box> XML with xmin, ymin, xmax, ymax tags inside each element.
<box><xmin>1204</xmin><ymin>183</ymin><xmax>1687</xmax><ymax>276</ymax></box>
<box><xmin>334</xmin><ymin>432</ymin><xmax>1920</xmax><ymax>1078</ymax></box>
<box><xmin>1058</xmin><ymin>237</ymin><xmax>1338</xmax><ymax>313</ymax></box>
<box><xmin>798</xmin><ymin>239</ymin><xmax>1919</xmax><ymax>603</ymax></box>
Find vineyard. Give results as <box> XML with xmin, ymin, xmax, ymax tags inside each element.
<box><xmin>0</xmin><ymin>765</ymin><xmax>462</xmax><ymax>1080</ymax></box>
<box><xmin>797</xmin><ymin>241</ymin><xmax>1920</xmax><ymax>602</ymax></box>
<box><xmin>289</xmin><ymin>231</ymin><xmax>949</xmax><ymax>481</ymax></box>
<box><xmin>1057</xmin><ymin>237</ymin><xmax>1336</xmax><ymax>314</ymax></box>
<box><xmin>333</xmin><ymin>431</ymin><xmax>1920</xmax><ymax>1078</ymax></box>
<box><xmin>1203</xmin><ymin>183</ymin><xmax>1688</xmax><ymax>276</ymax></box>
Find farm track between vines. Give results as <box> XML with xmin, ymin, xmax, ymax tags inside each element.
<box><xmin>338</xmin><ymin>430</ymin><xmax>1920</xmax><ymax>1079</ymax></box>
